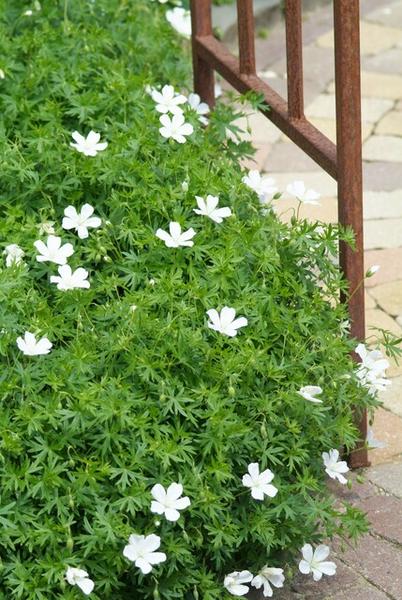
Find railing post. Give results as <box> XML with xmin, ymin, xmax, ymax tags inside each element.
<box><xmin>334</xmin><ymin>0</ymin><xmax>368</xmax><ymax>468</ymax></box>
<box><xmin>190</xmin><ymin>0</ymin><xmax>215</xmax><ymax>107</ymax></box>
<box><xmin>285</xmin><ymin>0</ymin><xmax>304</xmax><ymax>120</ymax></box>
<box><xmin>237</xmin><ymin>0</ymin><xmax>256</xmax><ymax>75</ymax></box>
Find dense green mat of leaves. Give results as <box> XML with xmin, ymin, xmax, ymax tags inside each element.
<box><xmin>0</xmin><ymin>1</ymin><xmax>375</xmax><ymax>598</ymax></box>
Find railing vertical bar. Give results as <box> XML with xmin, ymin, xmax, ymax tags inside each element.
<box><xmin>285</xmin><ymin>0</ymin><xmax>304</xmax><ymax>119</ymax></box>
<box><xmin>237</xmin><ymin>0</ymin><xmax>256</xmax><ymax>75</ymax></box>
<box><xmin>190</xmin><ymin>0</ymin><xmax>215</xmax><ymax>107</ymax></box>
<box><xmin>334</xmin><ymin>0</ymin><xmax>368</xmax><ymax>468</ymax></box>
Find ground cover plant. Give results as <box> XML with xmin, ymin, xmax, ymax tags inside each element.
<box><xmin>0</xmin><ymin>1</ymin><xmax>388</xmax><ymax>599</ymax></box>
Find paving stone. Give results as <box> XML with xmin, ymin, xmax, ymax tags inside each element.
<box><xmin>366</xmin><ymin>1</ymin><xmax>402</xmax><ymax>27</ymax></box>
<box><xmin>357</xmin><ymin>493</ymin><xmax>402</xmax><ymax>544</ymax></box>
<box><xmin>290</xmin><ymin>562</ymin><xmax>359</xmax><ymax>598</ymax></box>
<box><xmin>364</xmin><ymin>161</ymin><xmax>402</xmax><ymax>191</ymax></box>
<box><xmin>367</xmin><ymin>461</ymin><xmax>402</xmax><ymax>498</ymax></box>
<box><xmin>326</xmin><ymin>581</ymin><xmax>391</xmax><ymax>600</ymax></box>
<box><xmin>365</xmin><ymin>290</ymin><xmax>377</xmax><ymax>309</ymax></box>
<box><xmin>264</xmin><ymin>171</ymin><xmax>338</xmax><ymax>198</ymax></box>
<box><xmin>366</xmin><ymin>308</ymin><xmax>402</xmax><ymax>337</ymax></box>
<box><xmin>376</xmin><ymin>110</ymin><xmax>402</xmax><ymax>136</ymax></box>
<box><xmin>317</xmin><ymin>21</ymin><xmax>402</xmax><ymax>55</ymax></box>
<box><xmin>369</xmin><ymin>407</ymin><xmax>402</xmax><ymax>465</ymax></box>
<box><xmin>328</xmin><ymin>71</ymin><xmax>402</xmax><ymax>100</ymax></box>
<box><xmin>272</xmin><ymin>196</ymin><xmax>337</xmax><ymax>224</ymax></box>
<box><xmin>263</xmin><ymin>141</ymin><xmax>321</xmax><ymax>172</ymax></box>
<box><xmin>363</xmin><ymin>135</ymin><xmax>402</xmax><ymax>163</ymax></box>
<box><xmin>363</xmin><ymin>46</ymin><xmax>402</xmax><ymax>75</ymax></box>
<box><xmin>363</xmin><ymin>190</ymin><xmax>402</xmax><ymax>220</ymax></box>
<box><xmin>364</xmin><ymin>218</ymin><xmax>402</xmax><ymax>250</ymax></box>
<box><xmin>336</xmin><ymin>533</ymin><xmax>402</xmax><ymax>597</ymax></box>
<box><xmin>241</xmin><ymin>143</ymin><xmax>272</xmax><ymax>172</ymax></box>
<box><xmin>365</xmin><ymin>248</ymin><xmax>402</xmax><ymax>288</ymax></box>
<box><xmin>235</xmin><ymin>111</ymin><xmax>282</xmax><ymax>145</ymax></box>
<box><xmin>328</xmin><ymin>475</ymin><xmax>378</xmax><ymax>503</ymax></box>
<box><xmin>379</xmin><ymin>376</ymin><xmax>402</xmax><ymax>419</ymax></box>
<box><xmin>369</xmin><ymin>280</ymin><xmax>402</xmax><ymax>315</ymax></box>
<box><xmin>268</xmin><ymin>44</ymin><xmax>336</xmax><ymax>106</ymax></box>
<box><xmin>306</xmin><ymin>94</ymin><xmax>393</xmax><ymax>123</ymax></box>
<box><xmin>386</xmin><ymin>356</ymin><xmax>402</xmax><ymax>379</ymax></box>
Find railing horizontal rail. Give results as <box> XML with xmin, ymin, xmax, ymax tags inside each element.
<box><xmin>195</xmin><ymin>35</ymin><xmax>337</xmax><ymax>178</ymax></box>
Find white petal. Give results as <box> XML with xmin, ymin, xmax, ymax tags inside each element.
<box><xmin>174</xmin><ymin>496</ymin><xmax>191</xmax><ymax>510</ymax></box>
<box><xmin>150</xmin><ymin>501</ymin><xmax>165</xmax><ymax>515</ymax></box>
<box><xmin>248</xmin><ymin>463</ymin><xmax>260</xmax><ymax>479</ymax></box>
<box><xmin>301</xmin><ymin>544</ymin><xmax>313</xmax><ymax>562</ymax></box>
<box><xmin>142</xmin><ymin>534</ymin><xmax>161</xmax><ymax>553</ymax></box>
<box><xmin>220</xmin><ymin>306</ymin><xmax>236</xmax><ymax>327</ymax></box>
<box><xmin>76</xmin><ymin>578</ymin><xmax>94</xmax><ymax>595</ymax></box>
<box><xmin>166</xmin><ymin>482</ymin><xmax>183</xmax><ymax>500</ymax></box>
<box><xmin>71</xmin><ymin>131</ymin><xmax>85</xmax><ymax>144</ymax></box>
<box><xmin>151</xmin><ymin>484</ymin><xmax>167</xmax><ymax>503</ymax></box>
<box><xmin>135</xmin><ymin>558</ymin><xmax>152</xmax><ymax>574</ymax></box>
<box><xmin>319</xmin><ymin>561</ymin><xmax>337</xmax><ymax>576</ymax></box>
<box><xmin>87</xmin><ymin>131</ymin><xmax>101</xmax><ymax>144</ymax></box>
<box><xmin>314</xmin><ymin>545</ymin><xmax>330</xmax><ymax>562</ymax></box>
<box><xmin>298</xmin><ymin>560</ymin><xmax>311</xmax><ymax>575</ymax></box>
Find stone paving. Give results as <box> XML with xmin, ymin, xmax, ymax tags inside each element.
<box><xmin>227</xmin><ymin>1</ymin><xmax>402</xmax><ymax>597</ymax></box>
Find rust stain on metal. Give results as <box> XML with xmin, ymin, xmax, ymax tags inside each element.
<box><xmin>286</xmin><ymin>0</ymin><xmax>304</xmax><ymax>119</ymax></box>
<box><xmin>190</xmin><ymin>0</ymin><xmax>368</xmax><ymax>468</ymax></box>
<box><xmin>237</xmin><ymin>0</ymin><xmax>256</xmax><ymax>75</ymax></box>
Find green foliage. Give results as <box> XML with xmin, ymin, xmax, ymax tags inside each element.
<box><xmin>0</xmin><ymin>1</ymin><xmax>376</xmax><ymax>598</ymax></box>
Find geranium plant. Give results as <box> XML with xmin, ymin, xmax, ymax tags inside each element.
<box><xmin>0</xmin><ymin>1</ymin><xmax>389</xmax><ymax>599</ymax></box>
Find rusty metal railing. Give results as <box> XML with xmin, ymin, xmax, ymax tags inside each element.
<box><xmin>190</xmin><ymin>0</ymin><xmax>368</xmax><ymax>468</ymax></box>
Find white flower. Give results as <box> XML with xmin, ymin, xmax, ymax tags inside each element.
<box><xmin>3</xmin><ymin>244</ymin><xmax>24</xmax><ymax>267</ymax></box>
<box><xmin>37</xmin><ymin>221</ymin><xmax>55</xmax><ymax>235</ymax></box>
<box><xmin>50</xmin><ymin>265</ymin><xmax>90</xmax><ymax>291</ymax></box>
<box><xmin>62</xmin><ymin>203</ymin><xmax>102</xmax><ymax>239</ymax></box>
<box><xmin>24</xmin><ymin>9</ymin><xmax>33</xmax><ymax>16</ymax></box>
<box><xmin>123</xmin><ymin>533</ymin><xmax>166</xmax><ymax>574</ymax></box>
<box><xmin>286</xmin><ymin>180</ymin><xmax>320</xmax><ymax>205</ymax></box>
<box><xmin>299</xmin><ymin>544</ymin><xmax>337</xmax><ymax>581</ymax></box>
<box><xmin>70</xmin><ymin>130</ymin><xmax>108</xmax><ymax>156</ymax></box>
<box><xmin>322</xmin><ymin>449</ymin><xmax>349</xmax><ymax>485</ymax></box>
<box><xmin>0</xmin><ymin>69</ymin><xmax>5</xmax><ymax>79</ymax></box>
<box><xmin>151</xmin><ymin>85</ymin><xmax>187</xmax><ymax>115</ymax></box>
<box><xmin>366</xmin><ymin>264</ymin><xmax>380</xmax><ymax>277</ymax></box>
<box><xmin>224</xmin><ymin>571</ymin><xmax>253</xmax><ymax>596</ymax></box>
<box><xmin>65</xmin><ymin>567</ymin><xmax>94</xmax><ymax>596</ymax></box>
<box><xmin>206</xmin><ymin>306</ymin><xmax>248</xmax><ymax>337</ymax></box>
<box><xmin>34</xmin><ymin>235</ymin><xmax>74</xmax><ymax>266</ymax></box>
<box><xmin>166</xmin><ymin>7</ymin><xmax>192</xmax><ymax>38</ymax></box>
<box><xmin>156</xmin><ymin>222</ymin><xmax>196</xmax><ymax>248</ymax></box>
<box><xmin>242</xmin><ymin>170</ymin><xmax>277</xmax><ymax>204</ymax></box>
<box><xmin>181</xmin><ymin>180</ymin><xmax>189</xmax><ymax>192</ymax></box>
<box><xmin>251</xmin><ymin>566</ymin><xmax>285</xmax><ymax>597</ymax></box>
<box><xmin>242</xmin><ymin>462</ymin><xmax>278</xmax><ymax>501</ymax></box>
<box><xmin>16</xmin><ymin>332</ymin><xmax>52</xmax><ymax>356</ymax></box>
<box><xmin>188</xmin><ymin>93</ymin><xmax>209</xmax><ymax>125</ymax></box>
<box><xmin>159</xmin><ymin>113</ymin><xmax>194</xmax><ymax>143</ymax></box>
<box><xmin>297</xmin><ymin>386</ymin><xmax>323</xmax><ymax>404</ymax></box>
<box><xmin>194</xmin><ymin>195</ymin><xmax>232</xmax><ymax>223</ymax></box>
<box><xmin>355</xmin><ymin>343</ymin><xmax>390</xmax><ymax>396</ymax></box>
<box><xmin>150</xmin><ymin>482</ymin><xmax>191</xmax><ymax>521</ymax></box>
